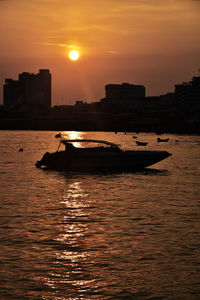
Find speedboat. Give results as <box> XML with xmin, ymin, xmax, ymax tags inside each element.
<box><xmin>35</xmin><ymin>135</ymin><xmax>172</xmax><ymax>171</ymax></box>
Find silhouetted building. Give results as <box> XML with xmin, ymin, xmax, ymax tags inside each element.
<box><xmin>138</xmin><ymin>93</ymin><xmax>175</xmax><ymax>126</ymax></box>
<box><xmin>105</xmin><ymin>83</ymin><xmax>145</xmax><ymax>104</ymax></box>
<box><xmin>175</xmin><ymin>75</ymin><xmax>200</xmax><ymax>104</ymax></box>
<box><xmin>99</xmin><ymin>83</ymin><xmax>146</xmax><ymax>113</ymax></box>
<box><xmin>3</xmin><ymin>69</ymin><xmax>51</xmax><ymax>112</ymax></box>
<box><xmin>3</xmin><ymin>79</ymin><xmax>21</xmax><ymax>111</ymax></box>
<box><xmin>175</xmin><ymin>75</ymin><xmax>200</xmax><ymax>124</ymax></box>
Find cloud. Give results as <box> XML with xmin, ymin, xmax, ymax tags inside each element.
<box><xmin>106</xmin><ymin>50</ymin><xmax>121</xmax><ymax>55</ymax></box>
<box><xmin>39</xmin><ymin>42</ymin><xmax>67</xmax><ymax>47</ymax></box>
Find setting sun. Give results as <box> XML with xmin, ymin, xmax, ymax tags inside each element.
<box><xmin>68</xmin><ymin>50</ymin><xmax>80</xmax><ymax>61</ymax></box>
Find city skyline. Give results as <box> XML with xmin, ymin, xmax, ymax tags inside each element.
<box><xmin>0</xmin><ymin>0</ymin><xmax>200</xmax><ymax>106</ymax></box>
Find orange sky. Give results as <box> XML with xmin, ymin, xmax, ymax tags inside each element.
<box><xmin>0</xmin><ymin>0</ymin><xmax>200</xmax><ymax>105</ymax></box>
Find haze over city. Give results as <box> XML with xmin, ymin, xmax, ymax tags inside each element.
<box><xmin>1</xmin><ymin>0</ymin><xmax>200</xmax><ymax>106</ymax></box>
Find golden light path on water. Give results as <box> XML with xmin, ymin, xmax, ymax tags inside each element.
<box><xmin>43</xmin><ymin>166</ymin><xmax>99</xmax><ymax>294</ymax></box>
<box><xmin>62</xmin><ymin>131</ymin><xmax>84</xmax><ymax>148</ymax></box>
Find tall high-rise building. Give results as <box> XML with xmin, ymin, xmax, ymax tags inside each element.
<box><xmin>3</xmin><ymin>69</ymin><xmax>51</xmax><ymax>111</ymax></box>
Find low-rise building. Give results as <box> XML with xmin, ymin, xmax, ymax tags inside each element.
<box><xmin>105</xmin><ymin>83</ymin><xmax>145</xmax><ymax>103</ymax></box>
<box><xmin>175</xmin><ymin>75</ymin><xmax>200</xmax><ymax>124</ymax></box>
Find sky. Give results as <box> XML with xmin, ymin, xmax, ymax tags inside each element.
<box><xmin>0</xmin><ymin>0</ymin><xmax>200</xmax><ymax>106</ymax></box>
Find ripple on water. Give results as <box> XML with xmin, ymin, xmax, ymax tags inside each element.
<box><xmin>0</xmin><ymin>131</ymin><xmax>200</xmax><ymax>299</ymax></box>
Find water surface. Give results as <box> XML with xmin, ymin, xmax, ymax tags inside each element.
<box><xmin>0</xmin><ymin>131</ymin><xmax>200</xmax><ymax>299</ymax></box>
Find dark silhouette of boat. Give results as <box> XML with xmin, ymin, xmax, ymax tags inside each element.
<box><xmin>157</xmin><ymin>138</ymin><xmax>169</xmax><ymax>142</ymax></box>
<box><xmin>136</xmin><ymin>141</ymin><xmax>148</xmax><ymax>146</ymax></box>
<box><xmin>35</xmin><ymin>136</ymin><xmax>171</xmax><ymax>171</ymax></box>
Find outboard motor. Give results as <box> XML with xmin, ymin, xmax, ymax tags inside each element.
<box><xmin>35</xmin><ymin>161</ymin><xmax>42</xmax><ymax>168</ymax></box>
<box><xmin>35</xmin><ymin>152</ymin><xmax>50</xmax><ymax>168</ymax></box>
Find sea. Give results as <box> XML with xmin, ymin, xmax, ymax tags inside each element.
<box><xmin>0</xmin><ymin>130</ymin><xmax>200</xmax><ymax>300</ymax></box>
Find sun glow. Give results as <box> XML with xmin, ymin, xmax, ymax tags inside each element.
<box><xmin>68</xmin><ymin>50</ymin><xmax>80</xmax><ymax>61</ymax></box>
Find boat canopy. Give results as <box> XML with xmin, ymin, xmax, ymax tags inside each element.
<box><xmin>61</xmin><ymin>139</ymin><xmax>119</xmax><ymax>147</ymax></box>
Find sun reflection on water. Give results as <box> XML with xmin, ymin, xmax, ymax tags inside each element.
<box><xmin>61</xmin><ymin>182</ymin><xmax>89</xmax><ymax>206</ymax></box>
<box><xmin>43</xmin><ymin>179</ymin><xmax>98</xmax><ymax>296</ymax></box>
<box><xmin>62</xmin><ymin>131</ymin><xmax>84</xmax><ymax>148</ymax></box>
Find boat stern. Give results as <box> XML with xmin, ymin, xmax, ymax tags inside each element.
<box><xmin>35</xmin><ymin>152</ymin><xmax>50</xmax><ymax>168</ymax></box>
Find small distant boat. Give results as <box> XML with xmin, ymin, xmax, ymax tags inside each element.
<box><xmin>157</xmin><ymin>138</ymin><xmax>169</xmax><ymax>143</ymax></box>
<box><xmin>136</xmin><ymin>141</ymin><xmax>148</xmax><ymax>146</ymax></box>
<box><xmin>35</xmin><ymin>135</ymin><xmax>171</xmax><ymax>171</ymax></box>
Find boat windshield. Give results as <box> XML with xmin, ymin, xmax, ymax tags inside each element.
<box><xmin>60</xmin><ymin>139</ymin><xmax>121</xmax><ymax>152</ymax></box>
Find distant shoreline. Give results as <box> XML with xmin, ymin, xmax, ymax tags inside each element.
<box><xmin>0</xmin><ymin>119</ymin><xmax>199</xmax><ymax>135</ymax></box>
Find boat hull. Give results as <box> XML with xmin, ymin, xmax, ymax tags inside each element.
<box><xmin>36</xmin><ymin>150</ymin><xmax>171</xmax><ymax>171</ymax></box>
